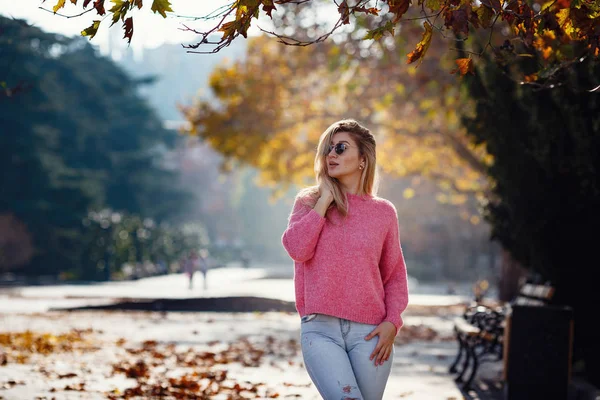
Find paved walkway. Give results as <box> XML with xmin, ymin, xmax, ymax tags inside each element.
<box><xmin>0</xmin><ymin>266</ymin><xmax>508</xmax><ymax>399</ymax></box>
<box><xmin>1</xmin><ymin>310</ymin><xmax>480</xmax><ymax>400</ymax></box>
<box><xmin>1</xmin><ymin>265</ymin><xmax>474</xmax><ymax>314</ymax></box>
<box><xmin>3</xmin><ymin>265</ymin><xmax>596</xmax><ymax>399</ymax></box>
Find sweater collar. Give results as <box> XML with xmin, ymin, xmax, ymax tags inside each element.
<box><xmin>346</xmin><ymin>192</ymin><xmax>373</xmax><ymax>201</ymax></box>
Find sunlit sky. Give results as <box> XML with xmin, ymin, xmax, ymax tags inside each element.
<box><xmin>0</xmin><ymin>1</ymin><xmax>257</xmax><ymax>55</ymax></box>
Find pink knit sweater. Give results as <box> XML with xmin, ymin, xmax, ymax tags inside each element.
<box><xmin>281</xmin><ymin>192</ymin><xmax>409</xmax><ymax>334</ymax></box>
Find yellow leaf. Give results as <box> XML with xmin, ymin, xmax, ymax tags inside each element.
<box><xmin>53</xmin><ymin>0</ymin><xmax>66</xmax><ymax>13</ymax></box>
<box><xmin>406</xmin><ymin>21</ymin><xmax>433</xmax><ymax>66</ymax></box>
<box><xmin>403</xmin><ymin>188</ymin><xmax>415</xmax><ymax>199</ymax></box>
<box><xmin>151</xmin><ymin>0</ymin><xmax>173</xmax><ymax>18</ymax></box>
<box><xmin>81</xmin><ymin>20</ymin><xmax>101</xmax><ymax>39</ymax></box>
<box><xmin>450</xmin><ymin>58</ymin><xmax>475</xmax><ymax>75</ymax></box>
<box><xmin>556</xmin><ymin>8</ymin><xmax>576</xmax><ymax>39</ymax></box>
<box><xmin>425</xmin><ymin>0</ymin><xmax>442</xmax><ymax>11</ymax></box>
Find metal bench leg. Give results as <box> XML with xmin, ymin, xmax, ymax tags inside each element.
<box><xmin>449</xmin><ymin>332</ymin><xmax>465</xmax><ymax>373</ymax></box>
<box><xmin>463</xmin><ymin>341</ymin><xmax>479</xmax><ymax>390</ymax></box>
<box><xmin>455</xmin><ymin>336</ymin><xmax>471</xmax><ymax>383</ymax></box>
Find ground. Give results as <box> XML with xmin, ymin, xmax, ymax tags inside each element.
<box><xmin>0</xmin><ymin>265</ymin><xmax>506</xmax><ymax>400</ymax></box>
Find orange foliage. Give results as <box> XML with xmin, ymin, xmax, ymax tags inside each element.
<box><xmin>52</xmin><ymin>0</ymin><xmax>600</xmax><ymax>82</ymax></box>
<box><xmin>179</xmin><ymin>30</ymin><xmax>491</xmax><ymax>205</ymax></box>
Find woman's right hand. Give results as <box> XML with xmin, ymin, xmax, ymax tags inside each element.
<box><xmin>313</xmin><ymin>181</ymin><xmax>334</xmax><ymax>217</ymax></box>
<box><xmin>318</xmin><ymin>180</ymin><xmax>334</xmax><ymax>204</ymax></box>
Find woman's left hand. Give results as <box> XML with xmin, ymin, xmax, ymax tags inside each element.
<box><xmin>365</xmin><ymin>321</ymin><xmax>396</xmax><ymax>366</ymax></box>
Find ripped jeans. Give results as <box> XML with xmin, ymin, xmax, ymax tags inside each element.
<box><xmin>300</xmin><ymin>313</ymin><xmax>394</xmax><ymax>400</ymax></box>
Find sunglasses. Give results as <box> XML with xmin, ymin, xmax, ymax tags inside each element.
<box><xmin>327</xmin><ymin>142</ymin><xmax>352</xmax><ymax>155</ymax></box>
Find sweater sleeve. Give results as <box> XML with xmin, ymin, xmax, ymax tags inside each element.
<box><xmin>380</xmin><ymin>206</ymin><xmax>409</xmax><ymax>335</ymax></box>
<box><xmin>281</xmin><ymin>196</ymin><xmax>326</xmax><ymax>262</ymax></box>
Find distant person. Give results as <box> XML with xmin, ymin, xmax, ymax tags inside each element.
<box><xmin>183</xmin><ymin>250</ymin><xmax>198</xmax><ymax>290</ymax></box>
<box><xmin>198</xmin><ymin>249</ymin><xmax>210</xmax><ymax>290</ymax></box>
<box><xmin>447</xmin><ymin>282</ymin><xmax>457</xmax><ymax>295</ymax></box>
<box><xmin>240</xmin><ymin>250</ymin><xmax>251</xmax><ymax>268</ymax></box>
<box><xmin>157</xmin><ymin>258</ymin><xmax>167</xmax><ymax>275</ymax></box>
<box><xmin>281</xmin><ymin>119</ymin><xmax>410</xmax><ymax>400</ymax></box>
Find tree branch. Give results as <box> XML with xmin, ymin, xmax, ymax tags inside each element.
<box><xmin>38</xmin><ymin>6</ymin><xmax>94</xmax><ymax>18</ymax></box>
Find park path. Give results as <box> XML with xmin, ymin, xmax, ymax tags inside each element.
<box><xmin>1</xmin><ymin>264</ymin><xmax>475</xmax><ymax>314</ymax></box>
<box><xmin>0</xmin><ymin>265</ymin><xmax>506</xmax><ymax>399</ymax></box>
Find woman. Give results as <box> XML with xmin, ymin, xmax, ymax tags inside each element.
<box><xmin>281</xmin><ymin>119</ymin><xmax>409</xmax><ymax>400</ymax></box>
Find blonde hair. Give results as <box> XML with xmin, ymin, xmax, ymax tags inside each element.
<box><xmin>297</xmin><ymin>119</ymin><xmax>379</xmax><ymax>216</ymax></box>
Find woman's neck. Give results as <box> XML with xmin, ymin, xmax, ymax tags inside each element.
<box><xmin>338</xmin><ymin>177</ymin><xmax>361</xmax><ymax>196</ymax></box>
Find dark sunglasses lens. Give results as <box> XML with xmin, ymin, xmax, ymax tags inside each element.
<box><xmin>327</xmin><ymin>143</ymin><xmax>347</xmax><ymax>155</ymax></box>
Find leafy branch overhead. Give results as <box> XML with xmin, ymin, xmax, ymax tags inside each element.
<box><xmin>46</xmin><ymin>0</ymin><xmax>600</xmax><ymax>79</ymax></box>
<box><xmin>46</xmin><ymin>0</ymin><xmax>173</xmax><ymax>44</ymax></box>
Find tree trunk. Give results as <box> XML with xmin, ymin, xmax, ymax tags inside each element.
<box><xmin>498</xmin><ymin>248</ymin><xmax>527</xmax><ymax>302</ymax></box>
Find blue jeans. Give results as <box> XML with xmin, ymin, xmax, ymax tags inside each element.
<box><xmin>300</xmin><ymin>313</ymin><xmax>394</xmax><ymax>400</ymax></box>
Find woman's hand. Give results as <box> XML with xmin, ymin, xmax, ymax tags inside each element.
<box><xmin>313</xmin><ymin>180</ymin><xmax>334</xmax><ymax>217</ymax></box>
<box><xmin>317</xmin><ymin>180</ymin><xmax>334</xmax><ymax>203</ymax></box>
<box><xmin>365</xmin><ymin>321</ymin><xmax>396</xmax><ymax>366</ymax></box>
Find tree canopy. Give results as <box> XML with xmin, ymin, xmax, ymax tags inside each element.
<box><xmin>0</xmin><ymin>16</ymin><xmax>193</xmax><ymax>278</ymax></box>
<box><xmin>179</xmin><ymin>31</ymin><xmax>490</xmax><ymax>209</ymax></box>
<box><xmin>45</xmin><ymin>0</ymin><xmax>600</xmax><ymax>86</ymax></box>
<box><xmin>461</xmin><ymin>45</ymin><xmax>600</xmax><ymax>387</ymax></box>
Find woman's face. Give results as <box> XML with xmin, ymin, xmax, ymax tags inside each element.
<box><xmin>326</xmin><ymin>131</ymin><xmax>363</xmax><ymax>179</ymax></box>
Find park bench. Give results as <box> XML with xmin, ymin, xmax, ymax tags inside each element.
<box><xmin>448</xmin><ymin>282</ymin><xmax>555</xmax><ymax>390</ymax></box>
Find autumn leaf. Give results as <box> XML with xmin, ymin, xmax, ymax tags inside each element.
<box><xmin>109</xmin><ymin>0</ymin><xmax>128</xmax><ymax>27</ymax></box>
<box><xmin>93</xmin><ymin>0</ymin><xmax>106</xmax><ymax>15</ymax></box>
<box><xmin>338</xmin><ymin>0</ymin><xmax>350</xmax><ymax>24</ymax></box>
<box><xmin>479</xmin><ymin>0</ymin><xmax>502</xmax><ymax>12</ymax></box>
<box><xmin>83</xmin><ymin>0</ymin><xmax>92</xmax><ymax>7</ymax></box>
<box><xmin>81</xmin><ymin>20</ymin><xmax>101</xmax><ymax>39</ymax></box>
<box><xmin>556</xmin><ymin>8</ymin><xmax>577</xmax><ymax>39</ymax></box>
<box><xmin>355</xmin><ymin>6</ymin><xmax>380</xmax><ymax>15</ymax></box>
<box><xmin>52</xmin><ymin>0</ymin><xmax>66</xmax><ymax>13</ymax></box>
<box><xmin>388</xmin><ymin>0</ymin><xmax>412</xmax><ymax>22</ymax></box>
<box><xmin>231</xmin><ymin>1</ymin><xmax>261</xmax><ymax>38</ymax></box>
<box><xmin>219</xmin><ymin>20</ymin><xmax>239</xmax><ymax>40</ymax></box>
<box><xmin>450</xmin><ymin>58</ymin><xmax>475</xmax><ymax>75</ymax></box>
<box><xmin>132</xmin><ymin>0</ymin><xmax>143</xmax><ymax>9</ymax></box>
<box><xmin>444</xmin><ymin>6</ymin><xmax>470</xmax><ymax>36</ymax></box>
<box><xmin>363</xmin><ymin>20</ymin><xmax>395</xmax><ymax>40</ymax></box>
<box><xmin>151</xmin><ymin>0</ymin><xmax>173</xmax><ymax>18</ymax></box>
<box><xmin>0</xmin><ymin>329</ymin><xmax>96</xmax><ymax>362</ymax></box>
<box><xmin>262</xmin><ymin>0</ymin><xmax>276</xmax><ymax>17</ymax></box>
<box><xmin>406</xmin><ymin>21</ymin><xmax>433</xmax><ymax>66</ymax></box>
<box><xmin>123</xmin><ymin>17</ymin><xmax>133</xmax><ymax>44</ymax></box>
<box><xmin>476</xmin><ymin>4</ymin><xmax>495</xmax><ymax>29</ymax></box>
<box><xmin>425</xmin><ymin>0</ymin><xmax>443</xmax><ymax>11</ymax></box>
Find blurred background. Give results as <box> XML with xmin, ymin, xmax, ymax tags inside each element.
<box><xmin>2</xmin><ymin>0</ymin><xmax>600</xmax><ymax>393</ymax></box>
<box><xmin>0</xmin><ymin>1</ymin><xmax>500</xmax><ymax>290</ymax></box>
